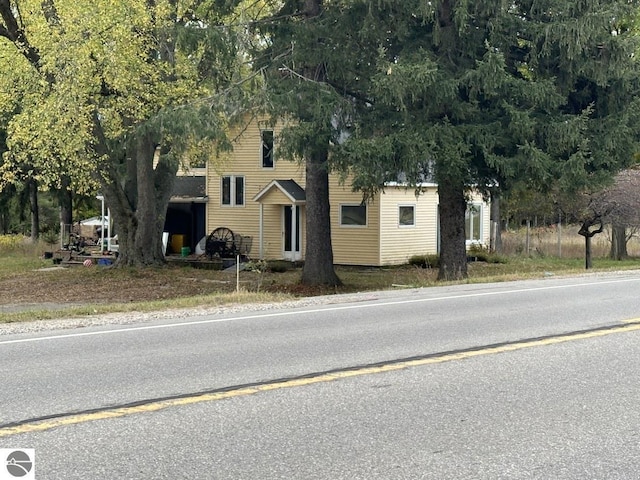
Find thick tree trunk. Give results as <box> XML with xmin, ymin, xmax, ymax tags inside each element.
<box><xmin>91</xmin><ymin>112</ymin><xmax>176</xmax><ymax>268</ymax></box>
<box><xmin>99</xmin><ymin>134</ymin><xmax>176</xmax><ymax>267</ymax></box>
<box><xmin>28</xmin><ymin>178</ymin><xmax>39</xmax><ymax>242</ymax></box>
<box><xmin>609</xmin><ymin>223</ymin><xmax>628</xmax><ymax>260</ymax></box>
<box><xmin>126</xmin><ymin>137</ymin><xmax>173</xmax><ymax>267</ymax></box>
<box><xmin>301</xmin><ymin>147</ymin><xmax>342</xmax><ymax>286</ymax></box>
<box><xmin>437</xmin><ymin>178</ymin><xmax>468</xmax><ymax>281</ymax></box>
<box><xmin>299</xmin><ymin>0</ymin><xmax>341</xmax><ymax>286</ymax></box>
<box><xmin>585</xmin><ymin>235</ymin><xmax>592</xmax><ymax>269</ymax></box>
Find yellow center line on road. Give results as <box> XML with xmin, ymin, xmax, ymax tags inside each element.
<box><xmin>3</xmin><ymin>320</ymin><xmax>640</xmax><ymax>438</ymax></box>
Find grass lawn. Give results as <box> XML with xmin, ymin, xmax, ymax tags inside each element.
<box><xmin>1</xmin><ymin>227</ymin><xmax>640</xmax><ymax>323</ymax></box>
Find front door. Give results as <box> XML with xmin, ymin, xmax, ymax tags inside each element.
<box><xmin>283</xmin><ymin>205</ymin><xmax>301</xmax><ymax>261</ymax></box>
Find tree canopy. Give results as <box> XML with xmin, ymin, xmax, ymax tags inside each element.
<box><xmin>0</xmin><ymin>0</ymin><xmax>241</xmax><ymax>264</ymax></box>
<box><xmin>320</xmin><ymin>0</ymin><xmax>640</xmax><ymax>279</ymax></box>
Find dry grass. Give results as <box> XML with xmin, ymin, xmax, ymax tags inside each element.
<box><xmin>1</xmin><ymin>227</ymin><xmax>640</xmax><ymax>323</ymax></box>
<box><xmin>501</xmin><ymin>224</ymin><xmax>640</xmax><ymax>258</ymax></box>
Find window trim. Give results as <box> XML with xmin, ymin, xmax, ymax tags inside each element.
<box><xmin>221</xmin><ymin>175</ymin><xmax>245</xmax><ymax>207</ymax></box>
<box><xmin>340</xmin><ymin>203</ymin><xmax>367</xmax><ymax>228</ymax></box>
<box><xmin>398</xmin><ymin>204</ymin><xmax>416</xmax><ymax>228</ymax></box>
<box><xmin>465</xmin><ymin>203</ymin><xmax>483</xmax><ymax>243</ymax></box>
<box><xmin>260</xmin><ymin>129</ymin><xmax>275</xmax><ymax>169</ymax></box>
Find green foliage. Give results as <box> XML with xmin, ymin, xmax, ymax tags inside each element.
<box><xmin>467</xmin><ymin>244</ymin><xmax>509</xmax><ymax>264</ymax></box>
<box><xmin>0</xmin><ymin>235</ymin><xmax>25</xmax><ymax>253</ymax></box>
<box><xmin>408</xmin><ymin>254</ymin><xmax>440</xmax><ymax>269</ymax></box>
<box><xmin>244</xmin><ymin>259</ymin><xmax>269</xmax><ymax>273</ymax></box>
<box><xmin>267</xmin><ymin>260</ymin><xmax>291</xmax><ymax>273</ymax></box>
<box><xmin>0</xmin><ymin>0</ymin><xmax>252</xmax><ymax>265</ymax></box>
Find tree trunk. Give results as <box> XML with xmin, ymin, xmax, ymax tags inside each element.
<box><xmin>609</xmin><ymin>223</ymin><xmax>628</xmax><ymax>260</ymax></box>
<box><xmin>578</xmin><ymin>218</ymin><xmax>603</xmax><ymax>270</ymax></box>
<box><xmin>90</xmin><ymin>110</ymin><xmax>177</xmax><ymax>268</ymax></box>
<box><xmin>301</xmin><ymin>146</ymin><xmax>342</xmax><ymax>286</ymax></box>
<box><xmin>585</xmin><ymin>235</ymin><xmax>592</xmax><ymax>269</ymax></box>
<box><xmin>437</xmin><ymin>178</ymin><xmax>468</xmax><ymax>281</ymax></box>
<box><xmin>99</xmin><ymin>134</ymin><xmax>176</xmax><ymax>267</ymax></box>
<box><xmin>28</xmin><ymin>178</ymin><xmax>39</xmax><ymax>242</ymax></box>
<box><xmin>299</xmin><ymin>0</ymin><xmax>341</xmax><ymax>286</ymax></box>
<box><xmin>58</xmin><ymin>176</ymin><xmax>73</xmax><ymax>233</ymax></box>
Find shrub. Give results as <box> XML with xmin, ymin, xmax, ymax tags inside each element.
<box><xmin>0</xmin><ymin>235</ymin><xmax>27</xmax><ymax>253</ymax></box>
<box><xmin>467</xmin><ymin>244</ymin><xmax>508</xmax><ymax>264</ymax></box>
<box><xmin>408</xmin><ymin>254</ymin><xmax>440</xmax><ymax>269</ymax></box>
<box><xmin>268</xmin><ymin>260</ymin><xmax>291</xmax><ymax>273</ymax></box>
<box><xmin>244</xmin><ymin>259</ymin><xmax>269</xmax><ymax>273</ymax></box>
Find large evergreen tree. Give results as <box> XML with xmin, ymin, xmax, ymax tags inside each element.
<box><xmin>331</xmin><ymin>0</ymin><xmax>640</xmax><ymax>280</ymax></box>
<box><xmin>254</xmin><ymin>0</ymin><xmax>349</xmax><ymax>286</ymax></box>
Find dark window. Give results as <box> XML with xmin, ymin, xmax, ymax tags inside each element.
<box><xmin>235</xmin><ymin>176</ymin><xmax>245</xmax><ymax>206</ymax></box>
<box><xmin>221</xmin><ymin>176</ymin><xmax>231</xmax><ymax>205</ymax></box>
<box><xmin>261</xmin><ymin>130</ymin><xmax>274</xmax><ymax>168</ymax></box>
<box><xmin>340</xmin><ymin>204</ymin><xmax>367</xmax><ymax>226</ymax></box>
<box><xmin>221</xmin><ymin>176</ymin><xmax>244</xmax><ymax>206</ymax></box>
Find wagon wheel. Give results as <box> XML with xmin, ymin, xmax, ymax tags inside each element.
<box><xmin>210</xmin><ymin>227</ymin><xmax>236</xmax><ymax>257</ymax></box>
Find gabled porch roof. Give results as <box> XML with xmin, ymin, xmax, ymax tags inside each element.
<box><xmin>253</xmin><ymin>179</ymin><xmax>306</xmax><ymax>205</ymax></box>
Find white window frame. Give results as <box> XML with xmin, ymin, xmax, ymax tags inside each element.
<box><xmin>340</xmin><ymin>204</ymin><xmax>367</xmax><ymax>227</ymax></box>
<box><xmin>261</xmin><ymin>129</ymin><xmax>275</xmax><ymax>169</ymax></box>
<box><xmin>398</xmin><ymin>204</ymin><xmax>416</xmax><ymax>228</ymax></box>
<box><xmin>221</xmin><ymin>175</ymin><xmax>245</xmax><ymax>207</ymax></box>
<box><xmin>465</xmin><ymin>203</ymin><xmax>483</xmax><ymax>243</ymax></box>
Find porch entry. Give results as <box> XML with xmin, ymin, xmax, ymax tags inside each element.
<box><xmin>283</xmin><ymin>205</ymin><xmax>301</xmax><ymax>260</ymax></box>
<box><xmin>252</xmin><ymin>179</ymin><xmax>306</xmax><ymax>260</ymax></box>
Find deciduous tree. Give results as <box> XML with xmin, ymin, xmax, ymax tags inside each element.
<box><xmin>0</xmin><ymin>0</ymin><xmax>237</xmax><ymax>265</ymax></box>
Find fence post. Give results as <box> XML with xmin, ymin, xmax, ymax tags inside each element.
<box><xmin>557</xmin><ymin>215</ymin><xmax>562</xmax><ymax>257</ymax></box>
<box><xmin>236</xmin><ymin>254</ymin><xmax>240</xmax><ymax>293</ymax></box>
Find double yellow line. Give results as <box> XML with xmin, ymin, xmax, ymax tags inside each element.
<box><xmin>2</xmin><ymin>318</ymin><xmax>640</xmax><ymax>438</ymax></box>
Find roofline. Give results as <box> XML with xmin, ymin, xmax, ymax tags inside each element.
<box><xmin>253</xmin><ymin>180</ymin><xmax>306</xmax><ymax>205</ymax></box>
<box><xmin>169</xmin><ymin>197</ymin><xmax>209</xmax><ymax>204</ymax></box>
<box><xmin>383</xmin><ymin>182</ymin><xmax>438</xmax><ymax>188</ymax></box>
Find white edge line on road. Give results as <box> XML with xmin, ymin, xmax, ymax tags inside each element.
<box><xmin>1</xmin><ymin>277</ymin><xmax>638</xmax><ymax>346</ymax></box>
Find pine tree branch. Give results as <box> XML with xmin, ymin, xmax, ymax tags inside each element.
<box><xmin>279</xmin><ymin>65</ymin><xmax>373</xmax><ymax>105</ymax></box>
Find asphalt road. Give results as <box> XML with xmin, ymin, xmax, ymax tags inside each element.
<box><xmin>1</xmin><ymin>272</ymin><xmax>640</xmax><ymax>479</ymax></box>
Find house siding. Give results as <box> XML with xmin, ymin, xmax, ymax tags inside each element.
<box><xmin>379</xmin><ymin>186</ymin><xmax>440</xmax><ymax>265</ymax></box>
<box><xmin>329</xmin><ymin>178</ymin><xmax>381</xmax><ymax>266</ymax></box>
<box><xmin>207</xmin><ymin>122</ymin><xmax>305</xmax><ymax>259</ymax></box>
<box><xmin>204</xmin><ymin>117</ymin><xmax>491</xmax><ymax>265</ymax></box>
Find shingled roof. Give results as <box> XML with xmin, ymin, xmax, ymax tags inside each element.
<box><xmin>171</xmin><ymin>176</ymin><xmax>207</xmax><ymax>202</ymax></box>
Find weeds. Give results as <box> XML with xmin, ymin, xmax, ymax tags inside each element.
<box><xmin>2</xmin><ymin>227</ymin><xmax>640</xmax><ymax>323</ymax></box>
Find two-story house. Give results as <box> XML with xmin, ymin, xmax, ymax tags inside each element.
<box><xmin>197</xmin><ymin>118</ymin><xmax>490</xmax><ymax>266</ymax></box>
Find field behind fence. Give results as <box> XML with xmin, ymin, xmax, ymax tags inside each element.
<box><xmin>501</xmin><ymin>224</ymin><xmax>640</xmax><ymax>258</ymax></box>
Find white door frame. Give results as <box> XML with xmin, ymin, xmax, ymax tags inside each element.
<box><xmin>283</xmin><ymin>204</ymin><xmax>301</xmax><ymax>261</ymax></box>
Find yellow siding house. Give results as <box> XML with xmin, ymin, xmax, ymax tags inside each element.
<box><xmin>205</xmin><ymin>119</ymin><xmax>491</xmax><ymax>266</ymax></box>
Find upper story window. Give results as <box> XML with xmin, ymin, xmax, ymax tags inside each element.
<box><xmin>398</xmin><ymin>205</ymin><xmax>415</xmax><ymax>227</ymax></box>
<box><xmin>340</xmin><ymin>204</ymin><xmax>367</xmax><ymax>227</ymax></box>
<box><xmin>465</xmin><ymin>204</ymin><xmax>482</xmax><ymax>242</ymax></box>
<box><xmin>221</xmin><ymin>175</ymin><xmax>245</xmax><ymax>207</ymax></box>
<box><xmin>261</xmin><ymin>130</ymin><xmax>274</xmax><ymax>168</ymax></box>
